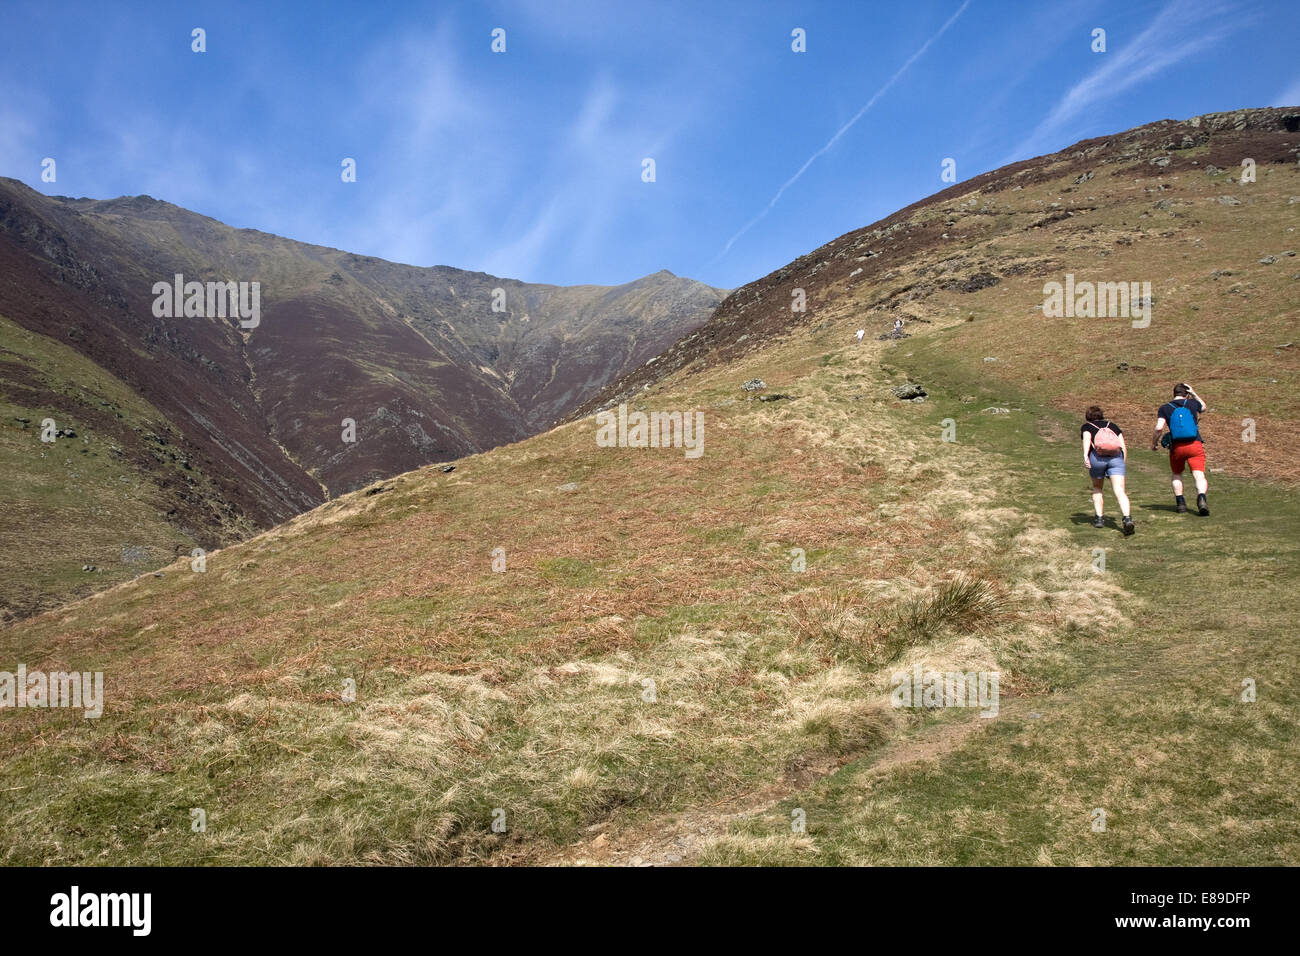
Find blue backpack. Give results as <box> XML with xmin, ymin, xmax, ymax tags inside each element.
<box><xmin>1169</xmin><ymin>401</ymin><xmax>1200</xmax><ymax>442</ymax></box>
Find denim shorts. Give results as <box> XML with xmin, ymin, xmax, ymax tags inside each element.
<box><xmin>1089</xmin><ymin>451</ymin><xmax>1126</xmax><ymax>479</ymax></box>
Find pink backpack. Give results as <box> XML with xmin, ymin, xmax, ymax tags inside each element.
<box><xmin>1092</xmin><ymin>422</ymin><xmax>1122</xmax><ymax>455</ymax></box>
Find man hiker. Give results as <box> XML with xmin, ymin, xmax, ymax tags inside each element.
<box><xmin>1151</xmin><ymin>382</ymin><xmax>1210</xmax><ymax>515</ymax></box>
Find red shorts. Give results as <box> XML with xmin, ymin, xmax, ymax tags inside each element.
<box><xmin>1169</xmin><ymin>440</ymin><xmax>1206</xmax><ymax>475</ymax></box>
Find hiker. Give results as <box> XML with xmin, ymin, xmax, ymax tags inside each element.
<box><xmin>1151</xmin><ymin>383</ymin><xmax>1209</xmax><ymax>515</ymax></box>
<box><xmin>1081</xmin><ymin>406</ymin><xmax>1134</xmax><ymax>535</ymax></box>
<box><xmin>893</xmin><ymin>317</ymin><xmax>904</xmax><ymax>334</ymax></box>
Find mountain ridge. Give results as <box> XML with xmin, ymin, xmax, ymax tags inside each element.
<box><xmin>0</xmin><ymin>178</ymin><xmax>725</xmax><ymax>617</ymax></box>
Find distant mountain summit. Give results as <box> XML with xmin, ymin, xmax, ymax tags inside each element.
<box><xmin>0</xmin><ymin>179</ymin><xmax>725</xmax><ymax>617</ymax></box>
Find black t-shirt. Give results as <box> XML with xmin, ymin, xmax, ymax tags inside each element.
<box><xmin>1158</xmin><ymin>398</ymin><xmax>1203</xmax><ymax>444</ymax></box>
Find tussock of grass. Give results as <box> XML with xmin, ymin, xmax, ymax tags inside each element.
<box><xmin>890</xmin><ymin>576</ymin><xmax>1005</xmax><ymax>645</ymax></box>
<box><xmin>786</xmin><ymin>575</ymin><xmax>1008</xmax><ymax>672</ymax></box>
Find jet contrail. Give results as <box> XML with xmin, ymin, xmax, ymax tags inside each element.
<box><xmin>716</xmin><ymin>0</ymin><xmax>972</xmax><ymax>260</ymax></box>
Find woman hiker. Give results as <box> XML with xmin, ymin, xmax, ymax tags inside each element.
<box><xmin>1081</xmin><ymin>405</ymin><xmax>1135</xmax><ymax>535</ymax></box>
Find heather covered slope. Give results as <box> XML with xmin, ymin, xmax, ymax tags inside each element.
<box><xmin>0</xmin><ymin>179</ymin><xmax>724</xmax><ymax>617</ymax></box>
<box><xmin>0</xmin><ymin>178</ymin><xmax>726</xmax><ymax>497</ymax></box>
<box><xmin>1</xmin><ymin>108</ymin><xmax>1297</xmax><ymax>865</ymax></box>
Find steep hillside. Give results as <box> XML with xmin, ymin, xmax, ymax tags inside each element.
<box><xmin>1</xmin><ymin>108</ymin><xmax>1296</xmax><ymax>866</ymax></box>
<box><xmin>0</xmin><ymin>313</ymin><xmax>247</xmax><ymax>621</ymax></box>
<box><xmin>578</xmin><ymin>108</ymin><xmax>1300</xmax><ymax>482</ymax></box>
<box><xmin>0</xmin><ymin>181</ymin><xmax>724</xmax><ymax>617</ymax></box>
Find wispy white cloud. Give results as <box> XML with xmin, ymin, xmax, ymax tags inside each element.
<box><xmin>480</xmin><ymin>76</ymin><xmax>675</xmax><ymax>281</ymax></box>
<box><xmin>714</xmin><ymin>0</ymin><xmax>971</xmax><ymax>261</ymax></box>
<box><xmin>1004</xmin><ymin>0</ymin><xmax>1235</xmax><ymax>163</ymax></box>
<box><xmin>1271</xmin><ymin>76</ymin><xmax>1300</xmax><ymax>107</ymax></box>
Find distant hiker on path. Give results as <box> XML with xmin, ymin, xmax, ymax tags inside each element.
<box><xmin>893</xmin><ymin>317</ymin><xmax>904</xmax><ymax>334</ymax></box>
<box><xmin>1151</xmin><ymin>383</ymin><xmax>1210</xmax><ymax>515</ymax></box>
<box><xmin>1081</xmin><ymin>406</ymin><xmax>1134</xmax><ymax>535</ymax></box>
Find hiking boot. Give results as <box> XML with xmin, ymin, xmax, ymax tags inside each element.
<box><xmin>1092</xmin><ymin>515</ymin><xmax>1105</xmax><ymax>529</ymax></box>
<box><xmin>1197</xmin><ymin>494</ymin><xmax>1210</xmax><ymax>516</ymax></box>
<box><xmin>1175</xmin><ymin>500</ymin><xmax>1188</xmax><ymax>514</ymax></box>
<box><xmin>1122</xmin><ymin>516</ymin><xmax>1135</xmax><ymax>536</ymax></box>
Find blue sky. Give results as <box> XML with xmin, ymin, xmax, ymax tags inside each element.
<box><xmin>2</xmin><ymin>0</ymin><xmax>1298</xmax><ymax>290</ymax></box>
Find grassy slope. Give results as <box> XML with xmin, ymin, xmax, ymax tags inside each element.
<box><xmin>2</xmin><ymin>128</ymin><xmax>1296</xmax><ymax>867</ymax></box>
<box><xmin>0</xmin><ymin>316</ymin><xmax>1123</xmax><ymax>864</ymax></box>
<box><xmin>0</xmin><ymin>315</ymin><xmax>211</xmax><ymax>621</ymax></box>
<box><xmin>902</xmin><ymin>153</ymin><xmax>1300</xmax><ymax>482</ymax></box>
<box><xmin>698</xmin><ymin>331</ymin><xmax>1300</xmax><ymax>865</ymax></box>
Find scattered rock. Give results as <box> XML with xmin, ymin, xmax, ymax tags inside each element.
<box><xmin>1259</xmin><ymin>255</ymin><xmax>1277</xmax><ymax>265</ymax></box>
<box><xmin>557</xmin><ymin>482</ymin><xmax>580</xmax><ymax>493</ymax></box>
<box><xmin>942</xmin><ymin>272</ymin><xmax>1000</xmax><ymax>293</ymax></box>
<box><xmin>1149</xmin><ymin>155</ymin><xmax>1171</xmax><ymax>167</ymax></box>
<box><xmin>983</xmin><ymin>407</ymin><xmax>1011</xmax><ymax>415</ymax></box>
<box><xmin>364</xmin><ymin>484</ymin><xmax>389</xmax><ymax>496</ymax></box>
<box><xmin>1154</xmin><ymin>199</ymin><xmax>1173</xmax><ymax>210</ymax></box>
<box><xmin>757</xmin><ymin>393</ymin><xmax>792</xmax><ymax>402</ymax></box>
<box><xmin>1216</xmin><ymin>195</ymin><xmax>1242</xmax><ymax>206</ymax></box>
<box><xmin>740</xmin><ymin>378</ymin><xmax>766</xmax><ymax>392</ymax></box>
<box><xmin>982</xmin><ymin>356</ymin><xmax>998</xmax><ymax>363</ymax></box>
<box><xmin>1205</xmin><ymin>165</ymin><xmax>1221</xmax><ymax>175</ymax></box>
<box><xmin>121</xmin><ymin>545</ymin><xmax>149</xmax><ymax>565</ymax></box>
<box><xmin>439</xmin><ymin>465</ymin><xmax>456</xmax><ymax>473</ymax></box>
<box><xmin>891</xmin><ymin>383</ymin><xmax>926</xmax><ymax>400</ymax></box>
